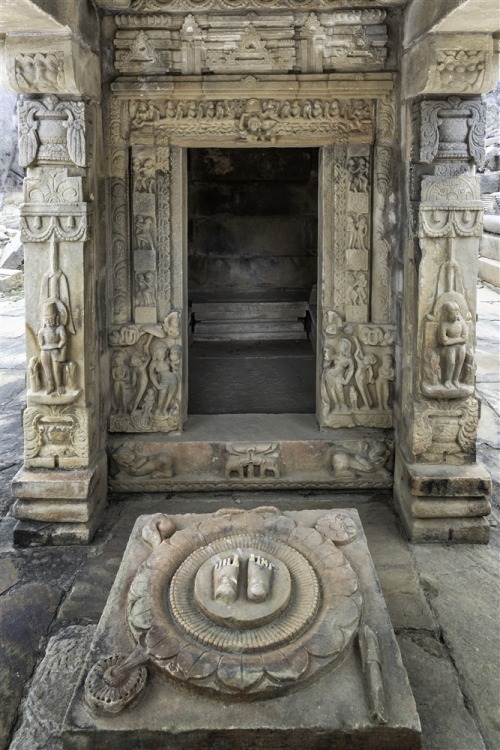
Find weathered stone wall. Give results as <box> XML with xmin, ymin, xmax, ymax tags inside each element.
<box><xmin>188</xmin><ymin>148</ymin><xmax>318</xmax><ymax>301</ymax></box>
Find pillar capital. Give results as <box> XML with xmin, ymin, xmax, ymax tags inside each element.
<box><xmin>1</xmin><ymin>34</ymin><xmax>100</xmax><ymax>98</ymax></box>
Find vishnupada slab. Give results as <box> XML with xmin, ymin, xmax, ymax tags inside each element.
<box><xmin>64</xmin><ymin>507</ymin><xmax>421</xmax><ymax>748</ymax></box>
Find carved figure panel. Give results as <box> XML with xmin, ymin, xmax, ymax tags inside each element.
<box><xmin>320</xmin><ymin>318</ymin><xmax>395</xmax><ymax>428</ymax></box>
<box><xmin>109</xmin><ymin>311</ymin><xmax>182</xmax><ymax>433</ymax></box>
<box><xmin>127</xmin><ymin>96</ymin><xmax>374</xmax><ymax>146</ymax></box>
<box><xmin>419</xmin><ymin>173</ymin><xmax>482</xmax><ymax>399</ymax></box>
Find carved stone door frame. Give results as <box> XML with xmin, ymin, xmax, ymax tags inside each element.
<box><xmin>107</xmin><ymin>75</ymin><xmax>397</xmax><ymax>435</ymax></box>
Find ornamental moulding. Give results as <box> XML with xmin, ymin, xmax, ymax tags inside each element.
<box><xmin>96</xmin><ymin>0</ymin><xmax>405</xmax><ymax>10</ymax></box>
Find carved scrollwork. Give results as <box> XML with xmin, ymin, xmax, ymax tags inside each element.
<box><xmin>15</xmin><ymin>52</ymin><xmax>65</xmax><ymax>93</ymax></box>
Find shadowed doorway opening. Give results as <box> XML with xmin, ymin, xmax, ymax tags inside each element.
<box><xmin>188</xmin><ymin>148</ymin><xmax>318</xmax><ymax>414</ymax></box>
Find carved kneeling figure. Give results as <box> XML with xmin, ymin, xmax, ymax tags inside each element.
<box><xmin>111</xmin><ymin>442</ymin><xmax>174</xmax><ymax>479</ymax></box>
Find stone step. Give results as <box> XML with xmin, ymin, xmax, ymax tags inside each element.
<box><xmin>0</xmin><ymin>268</ymin><xmax>23</xmax><ymax>292</ymax></box>
<box><xmin>192</xmin><ymin>301</ymin><xmax>308</xmax><ymax>340</ymax></box>
<box><xmin>480</xmin><ymin>233</ymin><xmax>500</xmax><ymax>262</ymax></box>
<box><xmin>478</xmin><ymin>257</ymin><xmax>500</xmax><ymax>288</ymax></box>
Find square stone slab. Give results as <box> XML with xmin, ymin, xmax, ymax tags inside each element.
<box><xmin>63</xmin><ymin>508</ymin><xmax>421</xmax><ymax>749</ymax></box>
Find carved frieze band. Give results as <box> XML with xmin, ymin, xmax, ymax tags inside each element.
<box><xmin>115</xmin><ymin>96</ymin><xmax>374</xmax><ymax>147</ymax></box>
<box><xmin>97</xmin><ymin>0</ymin><xmax>402</xmax><ymax>12</ymax></box>
<box><xmin>113</xmin><ymin>11</ymin><xmax>388</xmax><ymax>75</ymax></box>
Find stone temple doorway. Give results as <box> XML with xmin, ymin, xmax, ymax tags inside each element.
<box><xmin>187</xmin><ymin>147</ymin><xmax>318</xmax><ymax>415</ymax></box>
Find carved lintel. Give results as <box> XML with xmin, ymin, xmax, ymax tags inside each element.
<box><xmin>125</xmin><ymin>96</ymin><xmax>374</xmax><ymax>147</ymax></box>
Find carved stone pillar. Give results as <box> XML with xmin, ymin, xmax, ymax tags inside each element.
<box><xmin>7</xmin><ymin>37</ymin><xmax>106</xmax><ymax>545</ymax></box>
<box><xmin>395</xmin><ymin>33</ymin><xmax>494</xmax><ymax>542</ymax></box>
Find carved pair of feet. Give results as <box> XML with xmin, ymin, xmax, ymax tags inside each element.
<box><xmin>214</xmin><ymin>554</ymin><xmax>273</xmax><ymax>605</ymax></box>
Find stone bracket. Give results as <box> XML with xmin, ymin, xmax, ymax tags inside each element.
<box><xmin>2</xmin><ymin>35</ymin><xmax>100</xmax><ymax>97</ymax></box>
<box><xmin>402</xmin><ymin>33</ymin><xmax>496</xmax><ymax>99</ymax></box>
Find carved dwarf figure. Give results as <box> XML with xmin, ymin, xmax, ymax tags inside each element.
<box><xmin>37</xmin><ymin>301</ymin><xmax>67</xmax><ymax>395</ymax></box>
<box><xmin>112</xmin><ymin>442</ymin><xmax>174</xmax><ymax>478</ymax></box>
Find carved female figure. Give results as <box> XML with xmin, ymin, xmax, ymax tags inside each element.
<box><xmin>149</xmin><ymin>344</ymin><xmax>179</xmax><ymax>416</ymax></box>
<box><xmin>375</xmin><ymin>354</ymin><xmax>395</xmax><ymax>410</ymax></box>
<box><xmin>438</xmin><ymin>301</ymin><xmax>467</xmax><ymax>389</ymax></box>
<box><xmin>112</xmin><ymin>350</ymin><xmax>130</xmax><ymax>414</ymax></box>
<box><xmin>354</xmin><ymin>342</ymin><xmax>376</xmax><ymax>410</ymax></box>
<box><xmin>130</xmin><ymin>345</ymin><xmax>151</xmax><ymax>413</ymax></box>
<box><xmin>323</xmin><ymin>338</ymin><xmax>355</xmax><ymax>413</ymax></box>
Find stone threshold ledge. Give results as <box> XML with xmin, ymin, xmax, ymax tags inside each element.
<box><xmin>108</xmin><ymin>415</ymin><xmax>394</xmax><ymax>493</ymax></box>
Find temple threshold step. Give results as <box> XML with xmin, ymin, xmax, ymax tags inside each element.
<box><xmin>192</xmin><ymin>301</ymin><xmax>308</xmax><ymax>341</ymax></box>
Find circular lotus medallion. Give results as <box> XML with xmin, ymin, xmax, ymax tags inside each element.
<box><xmin>127</xmin><ymin>507</ymin><xmax>362</xmax><ymax>698</ymax></box>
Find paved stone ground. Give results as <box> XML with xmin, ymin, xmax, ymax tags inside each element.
<box><xmin>0</xmin><ymin>285</ymin><xmax>498</xmax><ymax>750</ymax></box>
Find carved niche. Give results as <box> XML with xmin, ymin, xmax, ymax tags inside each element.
<box><xmin>418</xmin><ymin>173</ymin><xmax>483</xmax><ymax>400</ymax></box>
<box><xmin>85</xmin><ymin>507</ymin><xmax>363</xmax><ymax>708</ymax></box>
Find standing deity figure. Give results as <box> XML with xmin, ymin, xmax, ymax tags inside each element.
<box><xmin>37</xmin><ymin>301</ymin><xmax>67</xmax><ymax>395</ymax></box>
<box><xmin>438</xmin><ymin>301</ymin><xmax>467</xmax><ymax>389</ymax></box>
<box><xmin>323</xmin><ymin>338</ymin><xmax>355</xmax><ymax>413</ymax></box>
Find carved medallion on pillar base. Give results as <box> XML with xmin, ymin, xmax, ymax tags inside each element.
<box><xmin>393</xmin><ymin>451</ymin><xmax>492</xmax><ymax>544</ymax></box>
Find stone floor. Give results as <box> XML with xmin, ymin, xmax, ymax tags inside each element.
<box><xmin>0</xmin><ymin>285</ymin><xmax>499</xmax><ymax>750</ymax></box>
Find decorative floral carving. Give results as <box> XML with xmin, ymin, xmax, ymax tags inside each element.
<box><xmin>315</xmin><ymin>512</ymin><xmax>358</xmax><ymax>545</ymax></box>
<box><xmin>435</xmin><ymin>50</ymin><xmax>486</xmax><ymax>93</ymax></box>
<box><xmin>23</xmin><ymin>405</ymin><xmax>89</xmax><ymax>468</ymax></box>
<box><xmin>15</xmin><ymin>52</ymin><xmax>65</xmax><ymax>93</ymax></box>
<box><xmin>85</xmin><ymin>650</ymin><xmax>148</xmax><ymax>714</ymax></box>
<box><xmin>18</xmin><ymin>95</ymin><xmax>86</xmax><ymax>167</ymax></box>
